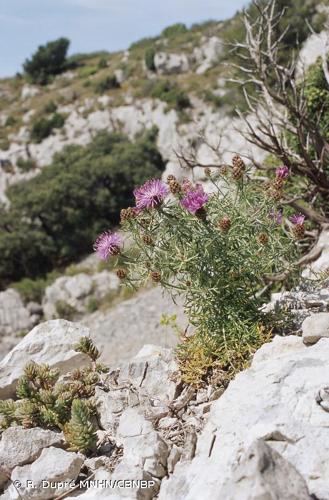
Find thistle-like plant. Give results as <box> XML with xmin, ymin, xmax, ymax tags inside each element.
<box><xmin>95</xmin><ymin>157</ymin><xmax>300</xmax><ymax>380</ymax></box>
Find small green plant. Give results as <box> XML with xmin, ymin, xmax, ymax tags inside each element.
<box><xmin>43</xmin><ymin>100</ymin><xmax>58</xmax><ymax>114</ymax></box>
<box><xmin>94</xmin><ymin>159</ymin><xmax>300</xmax><ymax>380</ymax></box>
<box><xmin>0</xmin><ymin>337</ymin><xmax>105</xmax><ymax>454</ymax></box>
<box><xmin>98</xmin><ymin>57</ymin><xmax>108</xmax><ymax>69</ymax></box>
<box><xmin>55</xmin><ymin>300</ymin><xmax>78</xmax><ymax>320</ymax></box>
<box><xmin>150</xmin><ymin>80</ymin><xmax>191</xmax><ymax>111</ymax></box>
<box><xmin>95</xmin><ymin>75</ymin><xmax>120</xmax><ymax>94</ymax></box>
<box><xmin>162</xmin><ymin>23</ymin><xmax>187</xmax><ymax>38</ymax></box>
<box><xmin>5</xmin><ymin>116</ymin><xmax>17</xmax><ymax>127</ymax></box>
<box><xmin>145</xmin><ymin>48</ymin><xmax>156</xmax><ymax>71</ymax></box>
<box><xmin>16</xmin><ymin>157</ymin><xmax>36</xmax><ymax>172</ymax></box>
<box><xmin>87</xmin><ymin>297</ymin><xmax>100</xmax><ymax>313</ymax></box>
<box><xmin>31</xmin><ymin>113</ymin><xmax>65</xmax><ymax>143</ymax></box>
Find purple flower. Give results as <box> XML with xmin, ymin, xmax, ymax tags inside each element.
<box><xmin>289</xmin><ymin>213</ymin><xmax>305</xmax><ymax>225</ymax></box>
<box><xmin>269</xmin><ymin>209</ymin><xmax>283</xmax><ymax>224</ymax></box>
<box><xmin>276</xmin><ymin>166</ymin><xmax>289</xmax><ymax>179</ymax></box>
<box><xmin>180</xmin><ymin>184</ymin><xmax>209</xmax><ymax>214</ymax></box>
<box><xmin>134</xmin><ymin>179</ymin><xmax>169</xmax><ymax>210</ymax></box>
<box><xmin>93</xmin><ymin>231</ymin><xmax>122</xmax><ymax>260</ymax></box>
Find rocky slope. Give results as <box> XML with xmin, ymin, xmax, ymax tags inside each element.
<box><xmin>0</xmin><ymin>283</ymin><xmax>329</xmax><ymax>499</ymax></box>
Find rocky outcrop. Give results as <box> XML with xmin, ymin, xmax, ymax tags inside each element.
<box><xmin>154</xmin><ymin>52</ymin><xmax>190</xmax><ymax>74</ymax></box>
<box><xmin>0</xmin><ymin>427</ymin><xmax>63</xmax><ymax>488</ymax></box>
<box><xmin>159</xmin><ymin>334</ymin><xmax>329</xmax><ymax>499</ymax></box>
<box><xmin>42</xmin><ymin>270</ymin><xmax>120</xmax><ymax>319</ymax></box>
<box><xmin>0</xmin><ymin>320</ymin><xmax>92</xmax><ymax>398</ymax></box>
<box><xmin>193</xmin><ymin>36</ymin><xmax>223</xmax><ymax>74</ymax></box>
<box><xmin>82</xmin><ymin>286</ymin><xmax>185</xmax><ymax>365</ymax></box>
<box><xmin>0</xmin><ymin>289</ymin><xmax>35</xmax><ymax>337</ymax></box>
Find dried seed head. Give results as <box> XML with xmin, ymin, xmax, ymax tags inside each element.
<box><xmin>150</xmin><ymin>271</ymin><xmax>161</xmax><ymax>283</ymax></box>
<box><xmin>185</xmin><ymin>280</ymin><xmax>191</xmax><ymax>287</ymax></box>
<box><xmin>142</xmin><ymin>234</ymin><xmax>153</xmax><ymax>245</ymax></box>
<box><xmin>217</xmin><ymin>216</ymin><xmax>231</xmax><ymax>232</ymax></box>
<box><xmin>195</xmin><ymin>207</ymin><xmax>207</xmax><ymax>220</ymax></box>
<box><xmin>232</xmin><ymin>154</ymin><xmax>246</xmax><ymax>171</ymax></box>
<box><xmin>220</xmin><ymin>165</ymin><xmax>229</xmax><ymax>176</ymax></box>
<box><xmin>116</xmin><ymin>268</ymin><xmax>127</xmax><ymax>279</ymax></box>
<box><xmin>120</xmin><ymin>207</ymin><xmax>138</xmax><ymax>223</ymax></box>
<box><xmin>257</xmin><ymin>232</ymin><xmax>269</xmax><ymax>245</ymax></box>
<box><xmin>292</xmin><ymin>223</ymin><xmax>305</xmax><ymax>240</ymax></box>
<box><xmin>272</xmin><ymin>178</ymin><xmax>284</xmax><ymax>190</ymax></box>
<box><xmin>167</xmin><ymin>174</ymin><xmax>176</xmax><ymax>183</ymax></box>
<box><xmin>232</xmin><ymin>166</ymin><xmax>244</xmax><ymax>180</ymax></box>
<box><xmin>204</xmin><ymin>167</ymin><xmax>211</xmax><ymax>177</ymax></box>
<box><xmin>168</xmin><ymin>179</ymin><xmax>182</xmax><ymax>194</ymax></box>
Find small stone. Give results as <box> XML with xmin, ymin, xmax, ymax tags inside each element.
<box><xmin>302</xmin><ymin>312</ymin><xmax>329</xmax><ymax>345</ymax></box>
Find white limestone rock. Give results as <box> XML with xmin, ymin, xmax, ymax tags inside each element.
<box><xmin>21</xmin><ymin>85</ymin><xmax>40</xmax><ymax>100</ymax></box>
<box><xmin>218</xmin><ymin>439</ymin><xmax>311</xmax><ymax>499</ymax></box>
<box><xmin>0</xmin><ymin>427</ymin><xmax>63</xmax><ymax>488</ymax></box>
<box><xmin>8</xmin><ymin>447</ymin><xmax>83</xmax><ymax>499</ymax></box>
<box><xmin>194</xmin><ymin>36</ymin><xmax>223</xmax><ymax>74</ymax></box>
<box><xmin>154</xmin><ymin>52</ymin><xmax>189</xmax><ymax>74</ymax></box>
<box><xmin>42</xmin><ymin>271</ymin><xmax>120</xmax><ymax>319</ymax></box>
<box><xmin>0</xmin><ymin>289</ymin><xmax>33</xmax><ymax>336</ymax></box>
<box><xmin>0</xmin><ymin>320</ymin><xmax>92</xmax><ymax>398</ymax></box>
<box><xmin>302</xmin><ymin>312</ymin><xmax>329</xmax><ymax>345</ymax></box>
<box><xmin>159</xmin><ymin>336</ymin><xmax>329</xmax><ymax>499</ymax></box>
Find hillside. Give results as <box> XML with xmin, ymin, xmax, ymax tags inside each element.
<box><xmin>0</xmin><ymin>0</ymin><xmax>328</xmax><ymax>358</ymax></box>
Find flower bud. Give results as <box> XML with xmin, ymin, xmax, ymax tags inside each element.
<box><xmin>150</xmin><ymin>271</ymin><xmax>161</xmax><ymax>282</ymax></box>
<box><xmin>217</xmin><ymin>216</ymin><xmax>231</xmax><ymax>232</ymax></box>
<box><xmin>116</xmin><ymin>268</ymin><xmax>127</xmax><ymax>279</ymax></box>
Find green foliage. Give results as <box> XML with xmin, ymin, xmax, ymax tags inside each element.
<box><xmin>149</xmin><ymin>80</ymin><xmax>191</xmax><ymax>111</ymax></box>
<box><xmin>16</xmin><ymin>157</ymin><xmax>36</xmax><ymax>172</ymax></box>
<box><xmin>144</xmin><ymin>48</ymin><xmax>156</xmax><ymax>71</ymax></box>
<box><xmin>55</xmin><ymin>300</ymin><xmax>78</xmax><ymax>320</ymax></box>
<box><xmin>64</xmin><ymin>399</ymin><xmax>97</xmax><ymax>454</ymax></box>
<box><xmin>162</xmin><ymin>23</ymin><xmax>188</xmax><ymax>38</ymax></box>
<box><xmin>23</xmin><ymin>37</ymin><xmax>70</xmax><ymax>85</ymax></box>
<box><xmin>31</xmin><ymin>113</ymin><xmax>65</xmax><ymax>143</ymax></box>
<box><xmin>304</xmin><ymin>58</ymin><xmax>329</xmax><ymax>139</ymax></box>
<box><xmin>43</xmin><ymin>100</ymin><xmax>58</xmax><ymax>114</ymax></box>
<box><xmin>0</xmin><ymin>130</ymin><xmax>165</xmax><ymax>287</ymax></box>
<box><xmin>11</xmin><ymin>271</ymin><xmax>60</xmax><ymax>304</ymax></box>
<box><xmin>5</xmin><ymin>116</ymin><xmax>17</xmax><ymax>127</ymax></box>
<box><xmin>98</xmin><ymin>57</ymin><xmax>108</xmax><ymax>69</ymax></box>
<box><xmin>74</xmin><ymin>336</ymin><xmax>100</xmax><ymax>361</ymax></box>
<box><xmin>94</xmin><ymin>75</ymin><xmax>120</xmax><ymax>94</ymax></box>
<box><xmin>119</xmin><ymin>168</ymin><xmax>297</xmax><ymax>371</ymax></box>
<box><xmin>0</xmin><ymin>338</ymin><xmax>103</xmax><ymax>455</ymax></box>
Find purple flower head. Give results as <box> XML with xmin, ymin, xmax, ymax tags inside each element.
<box><xmin>93</xmin><ymin>231</ymin><xmax>122</xmax><ymax>260</ymax></box>
<box><xmin>269</xmin><ymin>208</ymin><xmax>283</xmax><ymax>225</ymax></box>
<box><xmin>276</xmin><ymin>166</ymin><xmax>289</xmax><ymax>179</ymax></box>
<box><xmin>289</xmin><ymin>213</ymin><xmax>305</xmax><ymax>225</ymax></box>
<box><xmin>180</xmin><ymin>184</ymin><xmax>209</xmax><ymax>214</ymax></box>
<box><xmin>181</xmin><ymin>178</ymin><xmax>193</xmax><ymax>193</ymax></box>
<box><xmin>134</xmin><ymin>179</ymin><xmax>169</xmax><ymax>210</ymax></box>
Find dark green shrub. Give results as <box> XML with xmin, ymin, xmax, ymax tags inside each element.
<box><xmin>98</xmin><ymin>57</ymin><xmax>108</xmax><ymax>69</ymax></box>
<box><xmin>0</xmin><ymin>130</ymin><xmax>165</xmax><ymax>286</ymax></box>
<box><xmin>31</xmin><ymin>113</ymin><xmax>65</xmax><ymax>143</ymax></box>
<box><xmin>44</xmin><ymin>100</ymin><xmax>58</xmax><ymax>114</ymax></box>
<box><xmin>23</xmin><ymin>37</ymin><xmax>70</xmax><ymax>85</ymax></box>
<box><xmin>95</xmin><ymin>75</ymin><xmax>120</xmax><ymax>94</ymax></box>
<box><xmin>145</xmin><ymin>48</ymin><xmax>156</xmax><ymax>71</ymax></box>
<box><xmin>16</xmin><ymin>157</ymin><xmax>36</xmax><ymax>172</ymax></box>
<box><xmin>150</xmin><ymin>80</ymin><xmax>191</xmax><ymax>110</ymax></box>
<box><xmin>162</xmin><ymin>23</ymin><xmax>187</xmax><ymax>38</ymax></box>
<box><xmin>5</xmin><ymin>116</ymin><xmax>17</xmax><ymax>127</ymax></box>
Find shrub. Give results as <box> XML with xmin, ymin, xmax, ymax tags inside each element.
<box><xmin>150</xmin><ymin>80</ymin><xmax>191</xmax><ymax>111</ymax></box>
<box><xmin>0</xmin><ymin>337</ymin><xmax>104</xmax><ymax>454</ymax></box>
<box><xmin>43</xmin><ymin>100</ymin><xmax>58</xmax><ymax>114</ymax></box>
<box><xmin>98</xmin><ymin>57</ymin><xmax>108</xmax><ymax>69</ymax></box>
<box><xmin>5</xmin><ymin>116</ymin><xmax>17</xmax><ymax>127</ymax></box>
<box><xmin>11</xmin><ymin>271</ymin><xmax>60</xmax><ymax>304</ymax></box>
<box><xmin>31</xmin><ymin>113</ymin><xmax>65</xmax><ymax>143</ymax></box>
<box><xmin>0</xmin><ymin>129</ymin><xmax>165</xmax><ymax>286</ymax></box>
<box><xmin>95</xmin><ymin>75</ymin><xmax>120</xmax><ymax>94</ymax></box>
<box><xmin>162</xmin><ymin>23</ymin><xmax>187</xmax><ymax>38</ymax></box>
<box><xmin>99</xmin><ymin>161</ymin><xmax>298</xmax><ymax>380</ymax></box>
<box><xmin>145</xmin><ymin>48</ymin><xmax>156</xmax><ymax>71</ymax></box>
<box><xmin>23</xmin><ymin>37</ymin><xmax>70</xmax><ymax>85</ymax></box>
<box><xmin>16</xmin><ymin>157</ymin><xmax>36</xmax><ymax>172</ymax></box>
<box><xmin>55</xmin><ymin>300</ymin><xmax>77</xmax><ymax>320</ymax></box>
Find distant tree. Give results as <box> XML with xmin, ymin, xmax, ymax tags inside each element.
<box><xmin>23</xmin><ymin>37</ymin><xmax>70</xmax><ymax>85</ymax></box>
<box><xmin>145</xmin><ymin>48</ymin><xmax>156</xmax><ymax>72</ymax></box>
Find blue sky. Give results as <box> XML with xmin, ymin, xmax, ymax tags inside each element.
<box><xmin>0</xmin><ymin>0</ymin><xmax>247</xmax><ymax>77</ymax></box>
